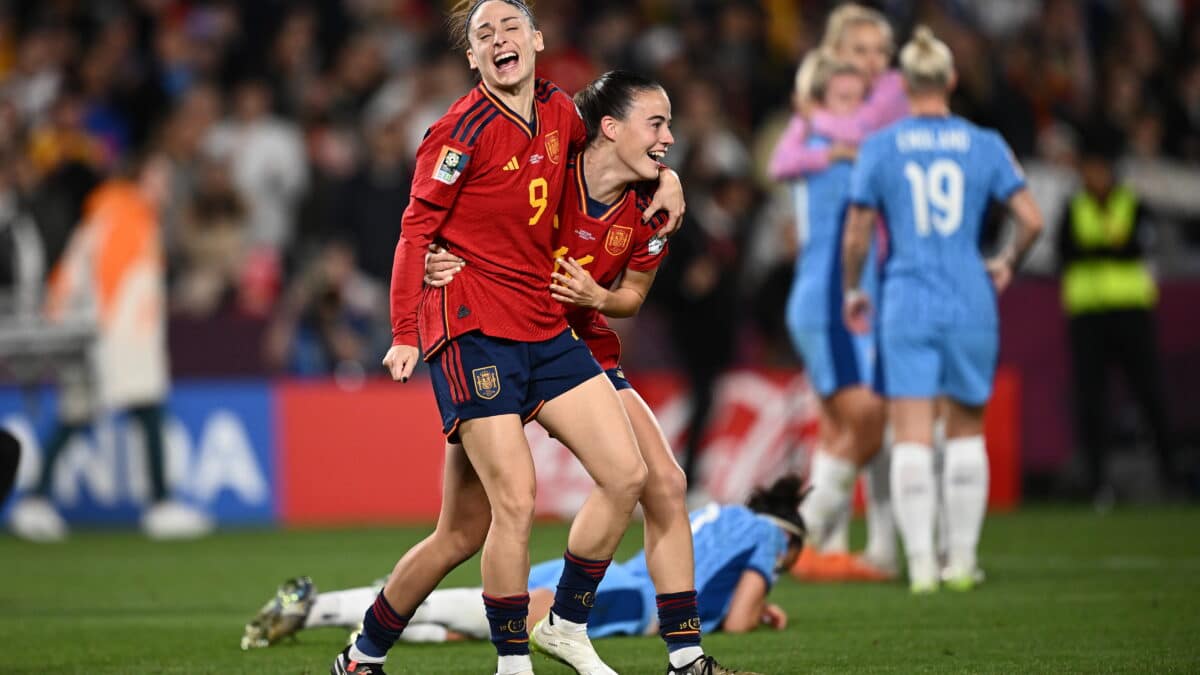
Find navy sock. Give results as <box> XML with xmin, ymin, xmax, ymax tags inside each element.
<box><xmin>552</xmin><ymin>550</ymin><xmax>611</xmax><ymax>624</ymax></box>
<box><xmin>484</xmin><ymin>592</ymin><xmax>530</xmax><ymax>656</ymax></box>
<box><xmin>657</xmin><ymin>590</ymin><xmax>702</xmax><ymax>651</ymax></box>
<box><xmin>355</xmin><ymin>592</ymin><xmax>409</xmax><ymax>658</ymax></box>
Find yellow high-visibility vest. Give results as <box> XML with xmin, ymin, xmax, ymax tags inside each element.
<box><xmin>1062</xmin><ymin>186</ymin><xmax>1157</xmax><ymax>315</ymax></box>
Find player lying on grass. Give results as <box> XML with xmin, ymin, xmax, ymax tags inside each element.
<box><xmin>242</xmin><ymin>476</ymin><xmax>806</xmax><ymax>650</ymax></box>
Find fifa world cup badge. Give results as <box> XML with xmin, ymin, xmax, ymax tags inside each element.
<box><xmin>433</xmin><ymin>145</ymin><xmax>467</xmax><ymax>185</ymax></box>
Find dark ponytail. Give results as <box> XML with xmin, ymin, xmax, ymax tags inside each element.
<box><xmin>745</xmin><ymin>474</ymin><xmax>807</xmax><ymax>544</ymax></box>
<box><xmin>573</xmin><ymin>70</ymin><xmax>664</xmax><ymax>145</ymax></box>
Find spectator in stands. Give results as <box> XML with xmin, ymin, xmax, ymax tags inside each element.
<box><xmin>1058</xmin><ymin>130</ymin><xmax>1180</xmax><ymax>502</ymax></box>
<box><xmin>8</xmin><ymin>152</ymin><xmax>213</xmax><ymax>542</ymax></box>
<box><xmin>171</xmin><ymin>154</ymin><xmax>246</xmax><ymax>318</ymax></box>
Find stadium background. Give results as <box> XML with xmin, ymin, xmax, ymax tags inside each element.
<box><xmin>2</xmin><ymin>0</ymin><xmax>1197</xmax><ymax>524</ymax></box>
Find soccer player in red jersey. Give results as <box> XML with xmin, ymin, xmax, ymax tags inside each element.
<box><xmin>427</xmin><ymin>71</ymin><xmax>760</xmax><ymax>675</ymax></box>
<box><xmin>331</xmin><ymin>3</ymin><xmax>685</xmax><ymax>675</ymax></box>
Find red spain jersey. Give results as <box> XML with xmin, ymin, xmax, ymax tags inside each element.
<box><xmin>391</xmin><ymin>79</ymin><xmax>585</xmax><ymax>358</ymax></box>
<box><xmin>554</xmin><ymin>153</ymin><xmax>670</xmax><ymax>370</ymax></box>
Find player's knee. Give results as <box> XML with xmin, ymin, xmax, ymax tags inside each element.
<box><xmin>489</xmin><ymin>482</ymin><xmax>537</xmax><ymax>532</ymax></box>
<box><xmin>434</xmin><ymin>520</ymin><xmax>489</xmax><ymax>563</ymax></box>
<box><xmin>614</xmin><ymin>457</ymin><xmax>649</xmax><ymax>502</ymax></box>
<box><xmin>641</xmin><ymin>462</ymin><xmax>687</xmax><ymax>511</ymax></box>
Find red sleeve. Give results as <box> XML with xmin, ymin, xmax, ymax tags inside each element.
<box><xmin>391</xmin><ymin>118</ymin><xmax>469</xmax><ymax>346</ymax></box>
<box><xmin>410</xmin><ymin>117</ymin><xmax>474</xmax><ymax>209</ymax></box>
<box><xmin>390</xmin><ymin>197</ymin><xmax>449</xmax><ymax>346</ymax></box>
<box><xmin>629</xmin><ymin>182</ymin><xmax>669</xmax><ymax>272</ymax></box>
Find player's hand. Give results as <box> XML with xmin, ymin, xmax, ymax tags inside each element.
<box><xmin>843</xmin><ymin>288</ymin><xmax>872</xmax><ymax>335</ymax></box>
<box><xmin>986</xmin><ymin>256</ymin><xmax>1014</xmax><ymax>294</ymax></box>
<box><xmin>645</xmin><ymin>168</ymin><xmax>685</xmax><ymax>237</ymax></box>
<box><xmin>761</xmin><ymin>603</ymin><xmax>788</xmax><ymax>630</ymax></box>
<box><xmin>829</xmin><ymin>142</ymin><xmax>858</xmax><ymax>162</ymax></box>
<box><xmin>550</xmin><ymin>257</ymin><xmax>607</xmax><ymax>310</ymax></box>
<box><xmin>382</xmin><ymin>344</ymin><xmax>420</xmax><ymax>383</ymax></box>
<box><xmin>424</xmin><ymin>244</ymin><xmax>465</xmax><ymax>288</ymax></box>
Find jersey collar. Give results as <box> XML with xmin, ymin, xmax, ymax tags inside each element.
<box><xmin>478</xmin><ymin>83</ymin><xmax>539</xmax><ymax>139</ymax></box>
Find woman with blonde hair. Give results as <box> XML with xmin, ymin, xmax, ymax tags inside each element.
<box><xmin>841</xmin><ymin>26</ymin><xmax>1043</xmax><ymax>593</ymax></box>
<box><xmin>769</xmin><ymin>3</ymin><xmax>906</xmax><ymax>584</ymax></box>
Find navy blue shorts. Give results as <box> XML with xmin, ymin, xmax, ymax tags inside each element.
<box><xmin>606</xmin><ymin>367</ymin><xmax>634</xmax><ymax>392</ymax></box>
<box><xmin>430</xmin><ymin>328</ymin><xmax>603</xmax><ymax>441</ymax></box>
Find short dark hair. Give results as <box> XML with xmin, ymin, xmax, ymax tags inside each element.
<box><xmin>573</xmin><ymin>70</ymin><xmax>664</xmax><ymax>145</ymax></box>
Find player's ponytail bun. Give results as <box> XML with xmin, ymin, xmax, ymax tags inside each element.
<box><xmin>746</xmin><ymin>474</ymin><xmax>807</xmax><ymax>543</ymax></box>
<box><xmin>574</xmin><ymin>70</ymin><xmax>665</xmax><ymax>145</ymax></box>
<box><xmin>448</xmin><ymin>0</ymin><xmax>537</xmax><ymax>50</ymax></box>
<box><xmin>899</xmin><ymin>25</ymin><xmax>954</xmax><ymax>93</ymax></box>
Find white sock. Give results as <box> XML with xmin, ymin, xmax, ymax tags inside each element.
<box><xmin>304</xmin><ymin>586</ymin><xmax>379</xmax><ymax>629</ymax></box>
<box><xmin>669</xmin><ymin>645</ymin><xmax>705</xmax><ymax>669</ymax></box>
<box><xmin>349</xmin><ymin>643</ymin><xmax>386</xmax><ymax>663</ymax></box>
<box><xmin>497</xmin><ymin>654</ymin><xmax>533</xmax><ymax>675</ymax></box>
<box><xmin>942</xmin><ymin>435</ymin><xmax>989</xmax><ymax>575</ymax></box>
<box><xmin>863</xmin><ymin>445</ymin><xmax>897</xmax><ymax>569</ymax></box>
<box><xmin>890</xmin><ymin>442</ymin><xmax>937</xmax><ymax>586</ymax></box>
<box><xmin>549</xmin><ymin>609</ymin><xmax>588</xmax><ymax>633</ymax></box>
<box><xmin>409</xmin><ymin>587</ymin><xmax>490</xmax><ymax>639</ymax></box>
<box><xmin>800</xmin><ymin>452</ymin><xmax>855</xmax><ymax>552</ymax></box>
<box><xmin>398</xmin><ymin>622</ymin><xmax>449</xmax><ymax>642</ymax></box>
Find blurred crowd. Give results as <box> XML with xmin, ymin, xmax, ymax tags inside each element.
<box><xmin>0</xmin><ymin>0</ymin><xmax>1198</xmax><ymax>379</ymax></box>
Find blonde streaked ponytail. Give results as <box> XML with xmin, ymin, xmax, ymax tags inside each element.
<box><xmin>899</xmin><ymin>25</ymin><xmax>954</xmax><ymax>93</ymax></box>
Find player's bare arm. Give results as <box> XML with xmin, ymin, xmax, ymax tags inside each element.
<box><xmin>551</xmin><ymin>259</ymin><xmax>656</xmax><ymax>317</ymax></box>
<box><xmin>841</xmin><ymin>204</ymin><xmax>876</xmax><ymax>334</ymax></box>
<box><xmin>986</xmin><ymin>188</ymin><xmax>1044</xmax><ymax>294</ymax></box>
<box><xmin>720</xmin><ymin>571</ymin><xmax>771</xmax><ymax>634</ymax></box>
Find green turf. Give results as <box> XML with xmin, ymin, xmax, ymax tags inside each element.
<box><xmin>2</xmin><ymin>507</ymin><xmax>1199</xmax><ymax>674</ymax></box>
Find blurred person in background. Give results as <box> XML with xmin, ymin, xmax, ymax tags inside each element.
<box><xmin>204</xmin><ymin>77</ymin><xmax>306</xmax><ymax>254</ymax></box>
<box><xmin>842</xmin><ymin>27</ymin><xmax>1043</xmax><ymax>593</ymax></box>
<box><xmin>775</xmin><ymin>50</ymin><xmax>893</xmax><ymax>583</ymax></box>
<box><xmin>7</xmin><ymin>152</ymin><xmax>213</xmax><ymax>542</ymax></box>
<box><xmin>171</xmin><ymin>153</ymin><xmax>246</xmax><ymax>318</ymax></box>
<box><xmin>1058</xmin><ymin>129</ymin><xmax>1183</xmax><ymax>503</ymax></box>
<box><xmin>264</xmin><ymin>238</ymin><xmax>381</xmax><ymax>378</ymax></box>
<box><xmin>0</xmin><ymin>428</ymin><xmax>18</xmax><ymax>504</ymax></box>
<box><xmin>769</xmin><ymin>2</ymin><xmax>906</xmax><ymax>584</ymax></box>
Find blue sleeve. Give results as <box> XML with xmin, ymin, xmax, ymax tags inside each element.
<box><xmin>745</xmin><ymin>521</ymin><xmax>783</xmax><ymax>589</ymax></box>
<box><xmin>988</xmin><ymin>132</ymin><xmax>1026</xmax><ymax>201</ymax></box>
<box><xmin>847</xmin><ymin>136</ymin><xmax>882</xmax><ymax>209</ymax></box>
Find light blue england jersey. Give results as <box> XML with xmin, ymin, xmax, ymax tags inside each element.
<box><xmin>787</xmin><ymin>134</ymin><xmax>877</xmax><ymax>328</ymax></box>
<box><xmin>624</xmin><ymin>503</ymin><xmax>788</xmax><ymax>634</ymax></box>
<box><xmin>848</xmin><ymin>115</ymin><xmax>1025</xmax><ymax>329</ymax></box>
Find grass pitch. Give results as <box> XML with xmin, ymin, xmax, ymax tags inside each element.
<box><xmin>1</xmin><ymin>507</ymin><xmax>1198</xmax><ymax>674</ymax></box>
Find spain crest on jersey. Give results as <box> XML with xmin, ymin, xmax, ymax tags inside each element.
<box><xmin>605</xmin><ymin>225</ymin><xmax>633</xmax><ymax>256</ymax></box>
<box><xmin>545</xmin><ymin>130</ymin><xmax>561</xmax><ymax>165</ymax></box>
<box><xmin>472</xmin><ymin>365</ymin><xmax>500</xmax><ymax>400</ymax></box>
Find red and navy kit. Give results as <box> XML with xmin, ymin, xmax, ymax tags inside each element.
<box><xmin>391</xmin><ymin>79</ymin><xmax>587</xmax><ymax>356</ymax></box>
<box><xmin>555</xmin><ymin>153</ymin><xmax>670</xmax><ymax>389</ymax></box>
<box><xmin>394</xmin><ymin>80</ymin><xmax>602</xmax><ymax>438</ymax></box>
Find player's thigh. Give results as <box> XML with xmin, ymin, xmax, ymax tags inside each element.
<box><xmin>436</xmin><ymin>442</ymin><xmax>491</xmax><ymax>540</ymax></box>
<box><xmin>877</xmin><ymin>327</ymin><xmax>939</xmax><ymax>402</ymax></box>
<box><xmin>889</xmin><ymin>398</ymin><xmax>937</xmax><ymax>446</ymax></box>
<box><xmin>940</xmin><ymin>327</ymin><xmax>998</xmax><ymax>412</ymax></box>
<box><xmin>619</xmin><ymin>387</ymin><xmax>687</xmax><ymax>500</ymax></box>
<box><xmin>458</xmin><ymin>414</ymin><xmax>536</xmax><ymax>513</ymax></box>
<box><xmin>429</xmin><ymin>332</ymin><xmax>529</xmax><ymax>441</ymax></box>
<box><xmin>941</xmin><ymin>397</ymin><xmax>986</xmax><ymax>439</ymax></box>
<box><xmin>537</xmin><ymin>374</ymin><xmax>645</xmax><ymax>487</ymax></box>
